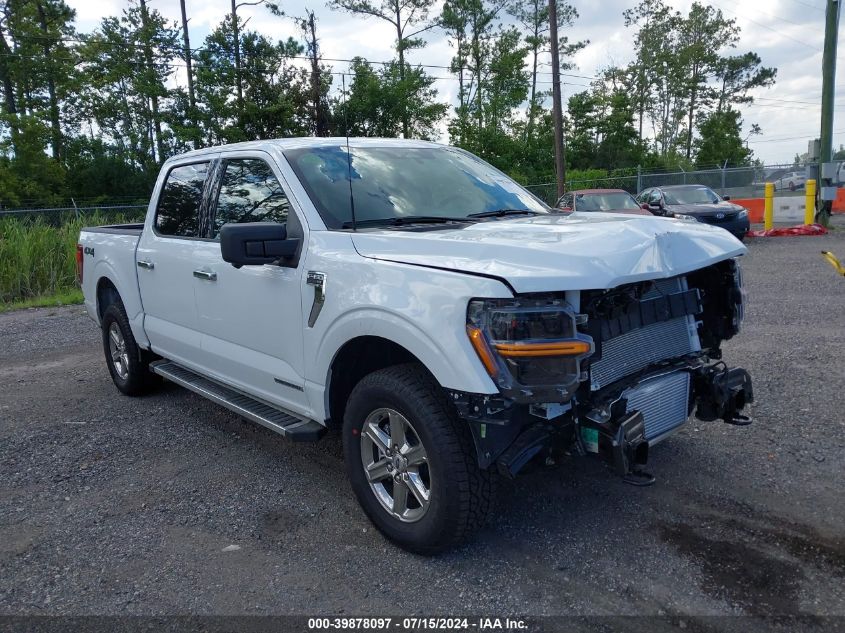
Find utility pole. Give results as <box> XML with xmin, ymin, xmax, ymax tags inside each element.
<box><xmin>818</xmin><ymin>0</ymin><xmax>840</xmax><ymax>225</ymax></box>
<box><xmin>548</xmin><ymin>0</ymin><xmax>566</xmax><ymax>199</ymax></box>
<box><xmin>179</xmin><ymin>0</ymin><xmax>198</xmax><ymax>149</ymax></box>
<box><xmin>231</xmin><ymin>0</ymin><xmax>244</xmax><ymax>120</ymax></box>
<box><xmin>306</xmin><ymin>11</ymin><xmax>327</xmax><ymax>136</ymax></box>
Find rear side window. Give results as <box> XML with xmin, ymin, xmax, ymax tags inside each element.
<box><xmin>155</xmin><ymin>162</ymin><xmax>209</xmax><ymax>237</ymax></box>
<box><xmin>212</xmin><ymin>158</ymin><xmax>290</xmax><ymax>237</ymax></box>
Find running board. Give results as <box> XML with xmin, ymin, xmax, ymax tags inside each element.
<box><xmin>150</xmin><ymin>360</ymin><xmax>325</xmax><ymax>442</ymax></box>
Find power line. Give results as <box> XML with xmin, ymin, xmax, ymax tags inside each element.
<box><xmin>717</xmin><ymin>0</ymin><xmax>807</xmax><ymax>27</ymax></box>
<box><xmin>0</xmin><ymin>50</ymin><xmax>592</xmax><ymax>88</ymax></box>
<box><xmin>782</xmin><ymin>0</ymin><xmax>827</xmax><ymax>12</ymax></box>
<box><xmin>3</xmin><ymin>32</ymin><xmax>595</xmax><ymax>80</ymax></box>
<box><xmin>748</xmin><ymin>128</ymin><xmax>845</xmax><ymax>143</ymax></box>
<box><xmin>711</xmin><ymin>1</ymin><xmax>824</xmax><ymax>54</ymax></box>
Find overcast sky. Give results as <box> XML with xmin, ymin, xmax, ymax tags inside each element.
<box><xmin>66</xmin><ymin>0</ymin><xmax>844</xmax><ymax>166</ymax></box>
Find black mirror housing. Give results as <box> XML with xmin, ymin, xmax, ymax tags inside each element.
<box><xmin>722</xmin><ymin>195</ymin><xmax>731</xmax><ymax>201</ymax></box>
<box><xmin>220</xmin><ymin>222</ymin><xmax>300</xmax><ymax>267</ymax></box>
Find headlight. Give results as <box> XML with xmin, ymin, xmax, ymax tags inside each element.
<box><xmin>673</xmin><ymin>213</ymin><xmax>698</xmax><ymax>222</ymax></box>
<box><xmin>738</xmin><ymin>209</ymin><xmax>748</xmax><ymax>219</ymax></box>
<box><xmin>466</xmin><ymin>298</ymin><xmax>593</xmax><ymax>400</ymax></box>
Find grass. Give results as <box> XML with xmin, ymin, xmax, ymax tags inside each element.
<box><xmin>0</xmin><ymin>212</ymin><xmax>140</xmax><ymax>312</ymax></box>
<box><xmin>0</xmin><ymin>288</ymin><xmax>84</xmax><ymax>313</ymax></box>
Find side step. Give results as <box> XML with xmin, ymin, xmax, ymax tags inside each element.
<box><xmin>150</xmin><ymin>360</ymin><xmax>325</xmax><ymax>442</ymax></box>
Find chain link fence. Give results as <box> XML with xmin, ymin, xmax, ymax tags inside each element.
<box><xmin>4</xmin><ymin>162</ymin><xmax>831</xmax><ymax>218</ymax></box>
<box><xmin>525</xmin><ymin>163</ymin><xmax>816</xmax><ymax>206</ymax></box>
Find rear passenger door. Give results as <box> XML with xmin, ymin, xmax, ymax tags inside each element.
<box><xmin>191</xmin><ymin>153</ymin><xmax>310</xmax><ymax>416</ymax></box>
<box><xmin>137</xmin><ymin>159</ymin><xmax>214</xmax><ymax>367</ymax></box>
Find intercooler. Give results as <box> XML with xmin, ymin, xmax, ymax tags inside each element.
<box><xmin>623</xmin><ymin>370</ymin><xmax>691</xmax><ymax>441</ymax></box>
<box><xmin>589</xmin><ymin>277</ymin><xmax>701</xmax><ymax>391</ymax></box>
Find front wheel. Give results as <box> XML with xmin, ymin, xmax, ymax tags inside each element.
<box><xmin>343</xmin><ymin>364</ymin><xmax>494</xmax><ymax>554</ymax></box>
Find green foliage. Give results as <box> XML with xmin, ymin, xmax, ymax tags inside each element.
<box><xmin>0</xmin><ymin>214</ymin><xmax>83</xmax><ymax>304</ymax></box>
<box><xmin>0</xmin><ymin>0</ymin><xmax>777</xmax><ymax>215</ymax></box>
<box><xmin>506</xmin><ymin>0</ymin><xmax>585</xmax><ymax>135</ymax></box>
<box><xmin>327</xmin><ymin>0</ymin><xmax>440</xmax><ymax>138</ymax></box>
<box><xmin>332</xmin><ymin>58</ymin><xmax>446</xmax><ymax>139</ymax></box>
<box><xmin>0</xmin><ymin>288</ymin><xmax>83</xmax><ymax>312</ymax></box>
<box><xmin>693</xmin><ymin>108</ymin><xmax>752</xmax><ymax>168</ymax></box>
<box><xmin>621</xmin><ymin>0</ymin><xmax>775</xmax><ymax>164</ymax></box>
<box><xmin>0</xmin><ymin>211</ymin><xmax>142</xmax><ymax>306</ymax></box>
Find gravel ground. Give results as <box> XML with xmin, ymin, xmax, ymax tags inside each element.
<box><xmin>1</xmin><ymin>221</ymin><xmax>844</xmax><ymax>623</ymax></box>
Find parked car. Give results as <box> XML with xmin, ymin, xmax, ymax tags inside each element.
<box><xmin>78</xmin><ymin>138</ymin><xmax>753</xmax><ymax>553</ymax></box>
<box><xmin>772</xmin><ymin>170</ymin><xmax>807</xmax><ymax>191</ymax></box>
<box><xmin>556</xmin><ymin>189</ymin><xmax>653</xmax><ymax>215</ymax></box>
<box><xmin>637</xmin><ymin>184</ymin><xmax>751</xmax><ymax>240</ymax></box>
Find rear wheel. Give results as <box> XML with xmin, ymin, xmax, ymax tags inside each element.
<box><xmin>101</xmin><ymin>302</ymin><xmax>160</xmax><ymax>396</ymax></box>
<box><xmin>343</xmin><ymin>364</ymin><xmax>494</xmax><ymax>554</ymax></box>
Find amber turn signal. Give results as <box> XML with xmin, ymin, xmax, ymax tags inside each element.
<box><xmin>466</xmin><ymin>326</ymin><xmax>499</xmax><ymax>377</ymax></box>
<box><xmin>493</xmin><ymin>340</ymin><xmax>591</xmax><ymax>358</ymax></box>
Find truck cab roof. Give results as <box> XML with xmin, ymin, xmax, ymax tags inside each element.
<box><xmin>167</xmin><ymin>137</ymin><xmax>444</xmax><ymax>163</ymax></box>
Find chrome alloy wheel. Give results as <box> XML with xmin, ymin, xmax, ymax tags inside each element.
<box><xmin>108</xmin><ymin>322</ymin><xmax>130</xmax><ymax>380</ymax></box>
<box><xmin>360</xmin><ymin>408</ymin><xmax>431</xmax><ymax>523</ymax></box>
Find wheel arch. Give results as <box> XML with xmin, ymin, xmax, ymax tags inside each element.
<box><xmin>326</xmin><ymin>335</ymin><xmax>433</xmax><ymax>427</ymax></box>
<box><xmin>96</xmin><ymin>276</ymin><xmax>122</xmax><ymax>320</ymax></box>
<box><xmin>90</xmin><ymin>259</ymin><xmax>150</xmax><ymax>349</ymax></box>
<box><xmin>313</xmin><ymin>309</ymin><xmax>498</xmax><ymax>425</ymax></box>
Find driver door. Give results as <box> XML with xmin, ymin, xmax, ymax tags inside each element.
<box><xmin>191</xmin><ymin>152</ymin><xmax>310</xmax><ymax>416</ymax></box>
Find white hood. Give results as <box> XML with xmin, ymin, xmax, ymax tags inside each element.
<box><xmin>351</xmin><ymin>212</ymin><xmax>746</xmax><ymax>293</ymax></box>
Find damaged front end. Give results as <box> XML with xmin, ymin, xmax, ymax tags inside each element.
<box><xmin>451</xmin><ymin>258</ymin><xmax>753</xmax><ymax>483</ymax></box>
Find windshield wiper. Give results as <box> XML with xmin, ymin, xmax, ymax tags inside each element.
<box><xmin>342</xmin><ymin>215</ymin><xmax>475</xmax><ymax>229</ymax></box>
<box><xmin>467</xmin><ymin>208</ymin><xmax>538</xmax><ymax>218</ymax></box>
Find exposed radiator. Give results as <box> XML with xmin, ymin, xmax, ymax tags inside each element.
<box><xmin>624</xmin><ymin>371</ymin><xmax>691</xmax><ymax>441</ymax></box>
<box><xmin>589</xmin><ymin>277</ymin><xmax>701</xmax><ymax>390</ymax></box>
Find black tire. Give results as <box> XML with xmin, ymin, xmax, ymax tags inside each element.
<box><xmin>101</xmin><ymin>302</ymin><xmax>160</xmax><ymax>396</ymax></box>
<box><xmin>343</xmin><ymin>364</ymin><xmax>495</xmax><ymax>554</ymax></box>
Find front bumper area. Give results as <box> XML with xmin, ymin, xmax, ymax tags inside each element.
<box><xmin>697</xmin><ymin>214</ymin><xmax>751</xmax><ymax>239</ymax></box>
<box><xmin>449</xmin><ymin>360</ymin><xmax>753</xmax><ymax>479</ymax></box>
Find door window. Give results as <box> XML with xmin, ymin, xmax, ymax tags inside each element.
<box><xmin>155</xmin><ymin>162</ymin><xmax>210</xmax><ymax>237</ymax></box>
<box><xmin>213</xmin><ymin>158</ymin><xmax>290</xmax><ymax>238</ymax></box>
<box><xmin>648</xmin><ymin>190</ymin><xmax>662</xmax><ymax>206</ymax></box>
<box><xmin>557</xmin><ymin>193</ymin><xmax>573</xmax><ymax>209</ymax></box>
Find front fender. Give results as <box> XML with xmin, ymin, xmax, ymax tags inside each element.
<box><xmin>301</xmin><ymin>233</ymin><xmax>513</xmax><ymax>421</ymax></box>
<box><xmin>317</xmin><ymin>306</ymin><xmax>496</xmax><ymax>394</ymax></box>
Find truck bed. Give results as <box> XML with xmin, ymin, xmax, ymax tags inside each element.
<box><xmin>81</xmin><ymin>223</ymin><xmax>144</xmax><ymax>236</ymax></box>
<box><xmin>78</xmin><ymin>225</ymin><xmax>145</xmax><ymax>346</ymax></box>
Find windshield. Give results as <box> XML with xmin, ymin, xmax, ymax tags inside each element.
<box><xmin>663</xmin><ymin>187</ymin><xmax>720</xmax><ymax>205</ymax></box>
<box><xmin>284</xmin><ymin>146</ymin><xmax>548</xmax><ymax>228</ymax></box>
<box><xmin>575</xmin><ymin>192</ymin><xmax>640</xmax><ymax>211</ymax></box>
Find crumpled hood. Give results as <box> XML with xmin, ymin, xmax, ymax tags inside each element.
<box><xmin>351</xmin><ymin>212</ymin><xmax>746</xmax><ymax>293</ymax></box>
<box><xmin>667</xmin><ymin>201</ymin><xmax>746</xmax><ymax>217</ymax></box>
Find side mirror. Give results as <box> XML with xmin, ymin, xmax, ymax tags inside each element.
<box><xmin>220</xmin><ymin>222</ymin><xmax>300</xmax><ymax>267</ymax></box>
<box><xmin>648</xmin><ymin>203</ymin><xmax>662</xmax><ymax>212</ymax></box>
<box><xmin>641</xmin><ymin>203</ymin><xmax>650</xmax><ymax>210</ymax></box>
<box><xmin>722</xmin><ymin>195</ymin><xmax>731</xmax><ymax>201</ymax></box>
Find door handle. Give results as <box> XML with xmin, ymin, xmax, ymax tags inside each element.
<box><xmin>137</xmin><ymin>260</ymin><xmax>154</xmax><ymax>270</ymax></box>
<box><xmin>193</xmin><ymin>269</ymin><xmax>217</xmax><ymax>281</ymax></box>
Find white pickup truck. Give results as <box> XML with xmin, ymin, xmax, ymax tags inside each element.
<box><xmin>78</xmin><ymin>138</ymin><xmax>753</xmax><ymax>553</ymax></box>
